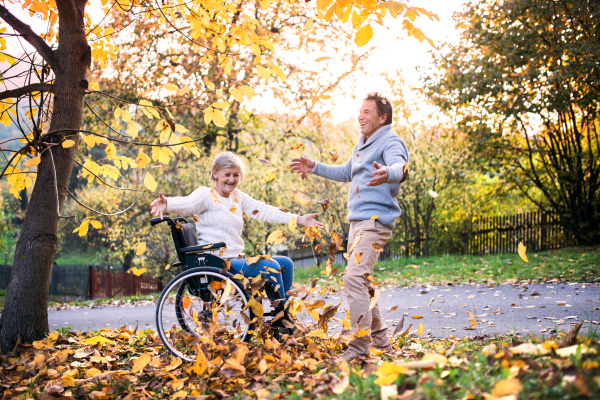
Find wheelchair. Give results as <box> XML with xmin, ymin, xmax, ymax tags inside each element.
<box><xmin>150</xmin><ymin>216</ymin><xmax>290</xmax><ymax>361</ymax></box>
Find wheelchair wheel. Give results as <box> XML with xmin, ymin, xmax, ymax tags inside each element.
<box><xmin>156</xmin><ymin>267</ymin><xmax>252</xmax><ymax>361</ymax></box>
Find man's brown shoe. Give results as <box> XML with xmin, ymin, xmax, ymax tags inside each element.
<box><xmin>334</xmin><ymin>349</ymin><xmax>364</xmax><ymax>363</ymax></box>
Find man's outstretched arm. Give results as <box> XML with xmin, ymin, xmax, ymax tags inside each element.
<box><xmin>290</xmin><ymin>156</ymin><xmax>352</xmax><ymax>182</ymax></box>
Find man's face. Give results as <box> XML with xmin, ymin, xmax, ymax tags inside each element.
<box><xmin>358</xmin><ymin>100</ymin><xmax>386</xmax><ymax>138</ymax></box>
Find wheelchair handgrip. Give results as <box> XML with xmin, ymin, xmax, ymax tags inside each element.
<box><xmin>150</xmin><ymin>217</ymin><xmax>171</xmax><ymax>226</ymax></box>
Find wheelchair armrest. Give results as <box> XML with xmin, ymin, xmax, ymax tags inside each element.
<box><xmin>180</xmin><ymin>242</ymin><xmax>226</xmax><ymax>254</ymax></box>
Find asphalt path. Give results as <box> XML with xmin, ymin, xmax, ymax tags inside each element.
<box><xmin>48</xmin><ymin>283</ymin><xmax>600</xmax><ymax>338</ymax></box>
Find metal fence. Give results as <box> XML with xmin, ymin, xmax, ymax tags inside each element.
<box><xmin>0</xmin><ymin>264</ymin><xmax>161</xmax><ymax>300</ymax></box>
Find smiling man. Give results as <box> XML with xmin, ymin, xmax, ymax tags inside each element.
<box><xmin>290</xmin><ymin>92</ymin><xmax>409</xmax><ymax>362</ymax></box>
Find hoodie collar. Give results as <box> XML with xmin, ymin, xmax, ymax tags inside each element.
<box><xmin>358</xmin><ymin>125</ymin><xmax>392</xmax><ymax>150</ymax></box>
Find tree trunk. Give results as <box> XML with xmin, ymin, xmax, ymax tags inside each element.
<box><xmin>122</xmin><ymin>250</ymin><xmax>135</xmax><ymax>272</ymax></box>
<box><xmin>0</xmin><ymin>0</ymin><xmax>90</xmax><ymax>353</ymax></box>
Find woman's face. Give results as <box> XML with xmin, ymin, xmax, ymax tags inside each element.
<box><xmin>213</xmin><ymin>167</ymin><xmax>241</xmax><ymax>197</ymax></box>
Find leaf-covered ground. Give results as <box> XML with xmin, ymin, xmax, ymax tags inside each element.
<box><xmin>3</xmin><ymin>323</ymin><xmax>598</xmax><ymax>400</ymax></box>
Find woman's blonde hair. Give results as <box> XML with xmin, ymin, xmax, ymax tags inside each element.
<box><xmin>210</xmin><ymin>151</ymin><xmax>245</xmax><ymax>184</ymax></box>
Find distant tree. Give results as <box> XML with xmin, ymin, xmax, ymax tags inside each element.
<box><xmin>424</xmin><ymin>0</ymin><xmax>600</xmax><ymax>244</ymax></box>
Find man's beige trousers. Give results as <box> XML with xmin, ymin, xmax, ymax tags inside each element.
<box><xmin>344</xmin><ymin>219</ymin><xmax>393</xmax><ymax>355</ymax></box>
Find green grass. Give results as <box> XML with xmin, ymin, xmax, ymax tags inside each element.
<box><xmin>54</xmin><ymin>250</ymin><xmax>100</xmax><ymax>265</ymax></box>
<box><xmin>294</xmin><ymin>246</ymin><xmax>600</xmax><ymax>287</ymax></box>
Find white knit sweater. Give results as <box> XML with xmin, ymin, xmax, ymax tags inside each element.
<box><xmin>165</xmin><ymin>186</ymin><xmax>297</xmax><ymax>259</ymax></box>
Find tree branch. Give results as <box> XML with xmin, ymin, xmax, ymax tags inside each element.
<box><xmin>0</xmin><ymin>5</ymin><xmax>58</xmax><ymax>69</ymax></box>
<box><xmin>0</xmin><ymin>83</ymin><xmax>54</xmax><ymax>101</ymax></box>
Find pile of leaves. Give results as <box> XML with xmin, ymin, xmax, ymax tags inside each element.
<box><xmin>2</xmin><ymin>320</ymin><xmax>599</xmax><ymax>399</ymax></box>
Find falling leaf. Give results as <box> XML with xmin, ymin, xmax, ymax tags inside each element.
<box><xmin>220</xmin><ymin>279</ymin><xmax>233</xmax><ymax>305</ymax></box>
<box><xmin>417</xmin><ymin>323</ymin><xmax>424</xmax><ymax>336</ymax></box>
<box><xmin>24</xmin><ymin>156</ymin><xmax>40</xmax><ymax>168</ymax></box>
<box><xmin>469</xmin><ymin>319</ymin><xmax>476</xmax><ymax>327</ymax></box>
<box><xmin>258</xmin><ymin>158</ymin><xmax>274</xmax><ymax>167</ymax></box>
<box><xmin>368</xmin><ymin>289</ymin><xmax>380</xmax><ymax>312</ymax></box>
<box><xmin>62</xmin><ymin>139</ymin><xmax>75</xmax><ymax>148</ymax></box>
<box><xmin>182</xmin><ymin>296</ymin><xmax>191</xmax><ymax>308</ymax></box>
<box><xmin>162</xmin><ymin>83</ymin><xmax>179</xmax><ymax>91</ymax></box>
<box><xmin>288</xmin><ymin>216</ymin><xmax>297</xmax><ymax>233</ymax></box>
<box><xmin>135</xmin><ymin>242</ymin><xmax>146</xmax><ymax>255</ymax></box>
<box><xmin>262</xmin><ymin>166</ymin><xmax>276</xmax><ymax>182</ymax></box>
<box><xmin>412</xmin><ymin>315</ymin><xmax>423</xmax><ymax>319</ymax></box>
<box><xmin>315</xmin><ymin>56</ymin><xmax>330</xmax><ymax>62</ymax></box>
<box><xmin>355</xmin><ymin>252</ymin><xmax>363</xmax><ymax>264</ymax></box>
<box><xmin>428</xmin><ymin>190</ymin><xmax>439</xmax><ymax>198</ymax></box>
<box><xmin>357</xmin><ymin>328</ymin><xmax>370</xmax><ymax>337</ymax></box>
<box><xmin>372</xmin><ymin>242</ymin><xmax>384</xmax><ymax>252</ymax></box>
<box><xmin>129</xmin><ymin>267</ymin><xmax>147</xmax><ymax>276</ymax></box>
<box><xmin>191</xmin><ymin>346</ymin><xmax>208</xmax><ymax>375</ymax></box>
<box><xmin>429</xmin><ymin>298</ymin><xmax>435</xmax><ymax>306</ymax></box>
<box><xmin>210</xmin><ymin>188</ymin><xmax>221</xmax><ymax>203</ymax></box>
<box><xmin>292</xmin><ymin>191</ymin><xmax>311</xmax><ymax>206</ymax></box>
<box><xmin>329</xmin><ymin>151</ymin><xmax>339</xmax><ymax>161</ymax></box>
<box><xmin>290</xmin><ymin>142</ymin><xmax>303</xmax><ymax>150</ymax></box>
<box><xmin>318</xmin><ymin>199</ymin><xmax>329</xmax><ymax>211</ymax></box>
<box><xmin>518</xmin><ymin>242</ymin><xmax>528</xmax><ymax>262</ymax></box>
<box><xmin>266</xmin><ymin>230</ymin><xmax>287</xmax><ymax>246</ymax></box>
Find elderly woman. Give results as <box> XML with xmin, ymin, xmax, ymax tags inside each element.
<box><xmin>150</xmin><ymin>151</ymin><xmax>322</xmax><ymax>303</ymax></box>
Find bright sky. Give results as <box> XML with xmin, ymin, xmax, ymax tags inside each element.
<box><xmin>328</xmin><ymin>0</ymin><xmax>466</xmax><ymax>122</ymax></box>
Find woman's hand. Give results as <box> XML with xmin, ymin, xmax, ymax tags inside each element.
<box><xmin>150</xmin><ymin>192</ymin><xmax>168</xmax><ymax>219</ymax></box>
<box><xmin>297</xmin><ymin>213</ymin><xmax>325</xmax><ymax>230</ymax></box>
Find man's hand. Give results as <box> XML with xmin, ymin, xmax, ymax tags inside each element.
<box><xmin>150</xmin><ymin>192</ymin><xmax>168</xmax><ymax>219</ymax></box>
<box><xmin>367</xmin><ymin>161</ymin><xmax>388</xmax><ymax>186</ymax></box>
<box><xmin>297</xmin><ymin>213</ymin><xmax>325</xmax><ymax>230</ymax></box>
<box><xmin>290</xmin><ymin>157</ymin><xmax>315</xmax><ymax>179</ymax></box>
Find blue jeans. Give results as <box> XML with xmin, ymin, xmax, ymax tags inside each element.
<box><xmin>229</xmin><ymin>256</ymin><xmax>294</xmax><ymax>303</ymax></box>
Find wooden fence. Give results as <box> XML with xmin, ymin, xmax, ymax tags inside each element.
<box><xmin>0</xmin><ymin>264</ymin><xmax>161</xmax><ymax>300</ymax></box>
<box><xmin>285</xmin><ymin>209</ymin><xmax>566</xmax><ymax>268</ymax></box>
<box><xmin>89</xmin><ymin>267</ymin><xmax>161</xmax><ymax>299</ymax></box>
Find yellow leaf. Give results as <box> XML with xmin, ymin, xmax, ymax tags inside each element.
<box><xmin>84</xmin><ymin>336</ymin><xmax>113</xmax><ymax>345</ymax></box>
<box><xmin>372</xmin><ymin>242</ymin><xmax>384</xmax><ymax>251</ymax></box>
<box><xmin>262</xmin><ymin>166</ymin><xmax>276</xmax><ymax>182</ymax></box>
<box><xmin>259</xmin><ymin>0</ymin><xmax>270</xmax><ymax>10</ymax></box>
<box><xmin>307</xmin><ymin>329</ymin><xmax>325</xmax><ymax>338</ymax></box>
<box><xmin>121</xmin><ymin>109</ymin><xmax>132</xmax><ymax>123</ymax></box>
<box><xmin>212</xmin><ymin>109</ymin><xmax>227</xmax><ymax>127</ymax></box>
<box><xmin>230</xmin><ymin>88</ymin><xmax>243</xmax><ymax>102</ymax></box>
<box><xmin>62</xmin><ymin>139</ymin><xmax>75</xmax><ymax>148</ymax></box>
<box><xmin>135</xmin><ymin>242</ymin><xmax>146</xmax><ymax>255</ymax></box>
<box><xmin>315</xmin><ymin>56</ymin><xmax>330</xmax><ymax>62</ymax></box>
<box><xmin>82</xmin><ymin>134</ymin><xmax>96</xmax><ymax>148</ymax></box>
<box><xmin>417</xmin><ymin>323</ymin><xmax>424</xmax><ymax>336</ymax></box>
<box><xmin>266</xmin><ymin>230</ymin><xmax>286</xmax><ymax>246</ymax></box>
<box><xmin>469</xmin><ymin>319</ymin><xmax>476</xmax><ymax>327</ymax></box>
<box><xmin>305</xmin><ymin>18</ymin><xmax>314</xmax><ymax>31</ymax></box>
<box><xmin>492</xmin><ymin>378</ymin><xmax>523</xmax><ymax>397</ymax></box>
<box><xmin>368</xmin><ymin>289</ymin><xmax>380</xmax><ymax>312</ymax></box>
<box><xmin>136</xmin><ymin>151</ymin><xmax>150</xmax><ymax>168</ymax></box>
<box><xmin>412</xmin><ymin>315</ymin><xmax>423</xmax><ymax>319</ymax></box>
<box><xmin>211</xmin><ymin>101</ymin><xmax>229</xmax><ymax>109</ymax></box>
<box><xmin>24</xmin><ymin>156</ymin><xmax>40</xmax><ymax>168</ymax></box>
<box><xmin>191</xmin><ymin>346</ymin><xmax>208</xmax><ymax>375</ymax></box>
<box><xmin>210</xmin><ymin>188</ymin><xmax>221</xmax><ymax>203</ymax></box>
<box><xmin>251</xmin><ymin>301</ymin><xmax>264</xmax><ymax>317</ymax></box>
<box><xmin>220</xmin><ymin>279</ymin><xmax>233</xmax><ymax>305</ymax></box>
<box><xmin>357</xmin><ymin>328</ymin><xmax>370</xmax><ymax>337</ymax></box>
<box><xmin>292</xmin><ymin>191</ymin><xmax>311</xmax><ymax>206</ymax></box>
<box><xmin>132</xmin><ymin>353</ymin><xmax>152</xmax><ymax>373</ymax></box>
<box><xmin>90</xmin><ymin>220</ymin><xmax>101</xmax><ymax>229</ymax></box>
<box><xmin>175</xmin><ymin>124</ymin><xmax>188</xmax><ymax>133</ymax></box>
<box><xmin>422</xmin><ymin>353</ymin><xmax>447</xmax><ymax>367</ymax></box>
<box><xmin>238</xmin><ymin>86</ymin><xmax>256</xmax><ymax>97</ymax></box>
<box><xmin>288</xmin><ymin>216</ymin><xmax>297</xmax><ymax>233</ymax></box>
<box><xmin>204</xmin><ymin>106</ymin><xmax>214</xmax><ymax>124</ymax></box>
<box><xmin>130</xmin><ymin>267</ymin><xmax>147</xmax><ymax>276</ymax></box>
<box><xmin>162</xmin><ymin>83</ymin><xmax>179</xmax><ymax>91</ymax></box>
<box><xmin>371</xmin><ymin>215</ymin><xmax>378</xmax><ymax>220</ymax></box>
<box><xmin>89</xmin><ymin>82</ymin><xmax>99</xmax><ymax>91</ymax></box>
<box><xmin>73</xmin><ymin>220</ymin><xmax>90</xmax><ymax>237</ymax></box>
<box><xmin>229</xmin><ymin>206</ymin><xmax>236</xmax><ymax>213</ymax></box>
<box><xmin>518</xmin><ymin>242</ymin><xmax>528</xmax><ymax>262</ymax></box>
<box><xmin>144</xmin><ymin>172</ymin><xmax>157</xmax><ymax>191</ymax></box>
<box><xmin>374</xmin><ymin>362</ymin><xmax>406</xmax><ymax>386</ymax></box>
<box><xmin>290</xmin><ymin>142</ymin><xmax>303</xmax><ymax>150</ymax></box>
<box><xmin>407</xmin><ymin>264</ymin><xmax>419</xmax><ymax>269</ymax></box>
<box><xmin>355</xmin><ymin>24</ymin><xmax>374</xmax><ymax>47</ymax></box>
<box><xmin>319</xmin><ymin>94</ymin><xmax>331</xmax><ymax>100</ymax></box>
<box><xmin>126</xmin><ymin>121</ymin><xmax>138</xmax><ymax>138</ymax></box>
<box><xmin>355</xmin><ymin>252</ymin><xmax>363</xmax><ymax>264</ymax></box>
<box><xmin>256</xmin><ymin>65</ymin><xmax>270</xmax><ymax>79</ymax></box>
<box><xmin>206</xmin><ymin>81</ymin><xmax>215</xmax><ymax>90</ymax></box>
